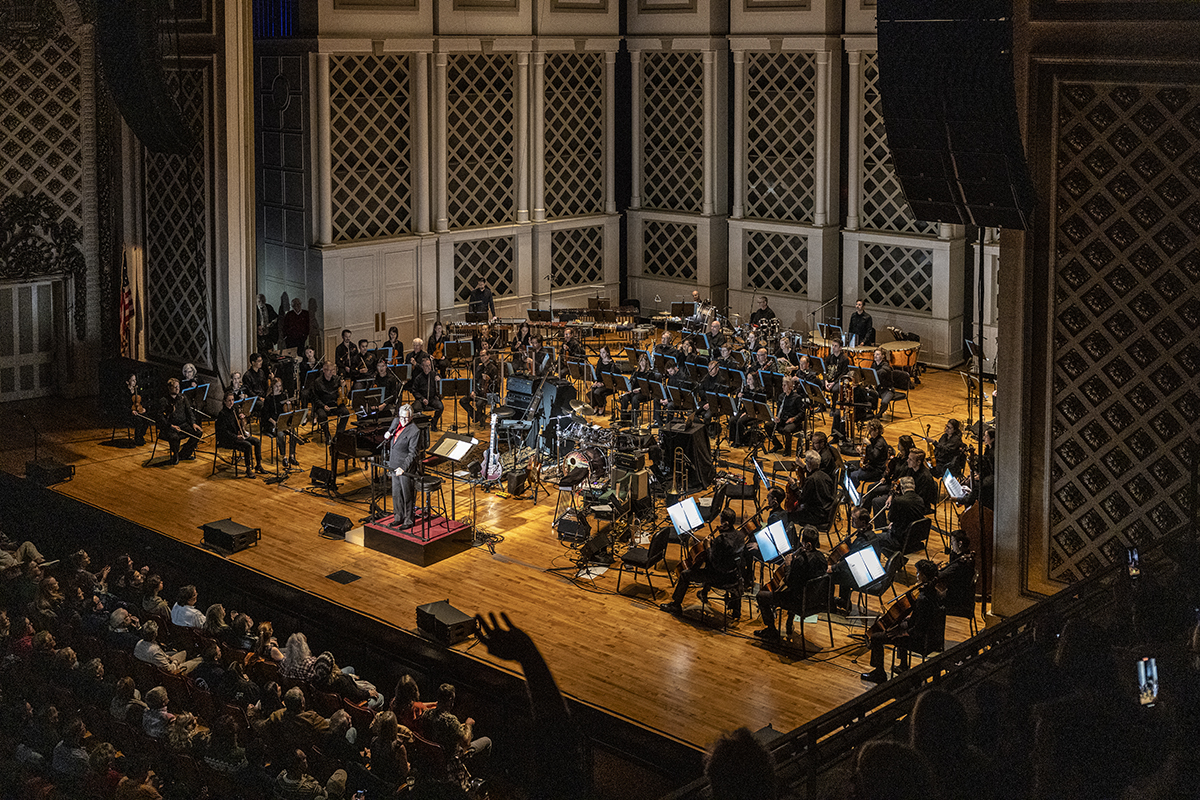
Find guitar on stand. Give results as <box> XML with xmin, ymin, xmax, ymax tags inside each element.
<box><xmin>484</xmin><ymin>414</ymin><xmax>503</xmax><ymax>482</ymax></box>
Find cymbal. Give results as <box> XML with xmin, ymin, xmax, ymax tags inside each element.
<box><xmin>492</xmin><ymin>405</ymin><xmax>516</xmax><ymax>419</ymax></box>
<box><xmin>570</xmin><ymin>399</ymin><xmax>598</xmax><ymax>416</ymax></box>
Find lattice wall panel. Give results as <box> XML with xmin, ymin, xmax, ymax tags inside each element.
<box><xmin>0</xmin><ymin>23</ymin><xmax>82</xmax><ymax>225</ymax></box>
<box><xmin>551</xmin><ymin>226</ymin><xmax>604</xmax><ymax>288</ymax></box>
<box><xmin>1047</xmin><ymin>81</ymin><xmax>1200</xmax><ymax>583</ymax></box>
<box><xmin>144</xmin><ymin>66</ymin><xmax>213</xmax><ymax>369</ymax></box>
<box><xmin>860</xmin><ymin>52</ymin><xmax>938</xmax><ymax>235</ymax></box>
<box><xmin>448</xmin><ymin>54</ymin><xmax>514</xmax><ymax>229</ymax></box>
<box><xmin>329</xmin><ymin>54</ymin><xmax>412</xmax><ymax>242</ymax></box>
<box><xmin>642</xmin><ymin>220</ymin><xmax>698</xmax><ymax>281</ymax></box>
<box><xmin>641</xmin><ymin>52</ymin><xmax>704</xmax><ymax>213</ymax></box>
<box><xmin>746</xmin><ymin>230</ymin><xmax>808</xmax><ymax>295</ymax></box>
<box><xmin>862</xmin><ymin>243</ymin><xmax>932</xmax><ymax>313</ymax></box>
<box><xmin>545</xmin><ymin>53</ymin><xmax>604</xmax><ymax>219</ymax></box>
<box><xmin>745</xmin><ymin>52</ymin><xmax>816</xmax><ymax>223</ymax></box>
<box><xmin>454</xmin><ymin>237</ymin><xmax>515</xmax><ymax>303</ymax></box>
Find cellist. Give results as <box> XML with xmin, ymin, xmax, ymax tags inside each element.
<box><xmin>658</xmin><ymin>508</ymin><xmax>745</xmax><ymax>620</ymax></box>
<box><xmin>861</xmin><ymin>558</ymin><xmax>944</xmax><ymax>683</ymax></box>
<box><xmin>753</xmin><ymin>526</ymin><xmax>827</xmax><ymax>644</ymax></box>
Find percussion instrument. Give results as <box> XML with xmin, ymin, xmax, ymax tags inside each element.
<box><xmin>807</xmin><ymin>333</ymin><xmax>836</xmax><ymax>361</ymax></box>
<box><xmin>633</xmin><ymin>326</ymin><xmax>654</xmax><ymax>342</ymax></box>
<box><xmin>882</xmin><ymin>340</ymin><xmax>920</xmax><ymax>370</ymax></box>
<box><xmin>846</xmin><ymin>345</ymin><xmax>874</xmax><ymax>368</ymax></box>
<box><xmin>564</xmin><ymin>446</ymin><xmax>608</xmax><ymax>481</ymax></box>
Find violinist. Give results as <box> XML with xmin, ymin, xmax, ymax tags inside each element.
<box><xmin>732</xmin><ymin>371</ymin><xmax>767</xmax><ymax>448</ymax></box>
<box><xmin>765</xmin><ymin>376</ymin><xmax>805</xmax><ymax>456</ymax></box>
<box><xmin>877</xmin><ymin>476</ymin><xmax>930</xmax><ymax>555</ymax></box>
<box><xmin>158</xmin><ymin>378</ymin><xmax>201</xmax><ymax>464</ymax></box>
<box><xmin>659</xmin><ymin>508</ymin><xmax>744</xmax><ymax>620</ymax></box>
<box><xmin>228</xmin><ymin>372</ymin><xmax>248</xmax><ymax>403</ymax></box>
<box><xmin>460</xmin><ymin>347</ymin><xmax>499</xmax><ymax>425</ymax></box>
<box><xmin>587</xmin><ymin>346</ymin><xmax>619</xmax><ymax>413</ymax></box>
<box><xmin>122</xmin><ymin>374</ymin><xmax>151</xmax><ymax>446</ymax></box>
<box><xmin>863</xmin><ymin>434</ymin><xmax>914</xmax><ymax>512</ymax></box>
<box><xmin>334</xmin><ymin>329</ymin><xmax>354</xmax><ymax>376</ymax></box>
<box><xmin>861</xmin><ymin>558</ymin><xmax>944</xmax><ymax>683</ymax></box>
<box><xmin>792</xmin><ymin>451</ymin><xmax>836</xmax><ymax>528</ymax></box>
<box><xmin>368</xmin><ymin>357</ymin><xmax>402</xmax><ymax>418</ymax></box>
<box><xmin>311</xmin><ymin>361</ymin><xmax>349</xmax><ymax>442</ymax></box>
<box><xmin>850</xmin><ymin>420</ymin><xmax>889</xmax><ymax>484</ymax></box>
<box><xmin>242</xmin><ymin>353</ymin><xmax>269</xmax><ymax>398</ymax></box>
<box><xmin>261</xmin><ymin>376</ymin><xmax>299</xmax><ymax>467</ymax></box>
<box><xmin>907</xmin><ymin>450</ymin><xmax>940</xmax><ymax>509</ymax></box>
<box><xmin>406</xmin><ymin>356</ymin><xmax>443</xmax><ymax>430</ymax></box>
<box><xmin>383</xmin><ymin>327</ymin><xmax>405</xmax><ymax>364</ymax></box>
<box><xmin>870</xmin><ymin>348</ymin><xmax>894</xmax><ymax>417</ymax></box>
<box><xmin>753</xmin><ymin>526</ymin><xmax>826</xmax><ymax>644</ymax></box>
<box><xmin>217</xmin><ymin>391</ymin><xmax>265</xmax><ymax>477</ymax></box>
<box><xmin>823</xmin><ymin>341</ymin><xmax>851</xmax><ymax>392</ymax></box>
<box><xmin>347</xmin><ymin>339</ymin><xmax>373</xmax><ymax>381</ymax></box>
<box><xmin>810</xmin><ymin>431</ymin><xmax>838</xmax><ymax>478</ymax></box>
<box><xmin>695</xmin><ymin>360</ymin><xmax>727</xmax><ymax>428</ymax></box>
<box><xmin>934</xmin><ymin>419</ymin><xmax>967</xmax><ymax>478</ymax></box>
<box><xmin>407</xmin><ymin>338</ymin><xmax>428</xmax><ymax>371</ymax></box>
<box><xmin>180</xmin><ymin>363</ymin><xmax>201</xmax><ymax>395</ymax></box>
<box><xmin>427</xmin><ymin>321</ymin><xmax>450</xmax><ymax>375</ymax></box>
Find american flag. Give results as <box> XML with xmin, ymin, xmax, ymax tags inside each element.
<box><xmin>120</xmin><ymin>252</ymin><xmax>134</xmax><ymax>357</ymax></box>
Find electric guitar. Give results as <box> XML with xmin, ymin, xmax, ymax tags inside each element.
<box><xmin>484</xmin><ymin>414</ymin><xmax>503</xmax><ymax>481</ymax></box>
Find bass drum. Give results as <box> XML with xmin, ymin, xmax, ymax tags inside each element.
<box><xmin>564</xmin><ymin>447</ymin><xmax>608</xmax><ymax>481</ymax></box>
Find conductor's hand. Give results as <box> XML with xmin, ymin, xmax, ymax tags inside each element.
<box><xmin>475</xmin><ymin>612</ymin><xmax>535</xmax><ymax>663</ymax></box>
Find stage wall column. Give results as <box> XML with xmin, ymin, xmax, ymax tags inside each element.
<box><xmin>414</xmin><ymin>52</ymin><xmax>431</xmax><ymax>234</ymax></box>
<box><xmin>434</xmin><ymin>52</ymin><xmax>449</xmax><ymax>234</ymax></box>
<box><xmin>630</xmin><ymin>49</ymin><xmax>642</xmax><ymax>211</ymax></box>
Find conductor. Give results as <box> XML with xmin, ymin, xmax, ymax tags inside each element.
<box><xmin>386</xmin><ymin>404</ymin><xmax>421</xmax><ymax>530</ymax></box>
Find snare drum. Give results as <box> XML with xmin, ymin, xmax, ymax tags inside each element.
<box><xmin>882</xmin><ymin>340</ymin><xmax>920</xmax><ymax>370</ymax></box>
<box><xmin>565</xmin><ymin>447</ymin><xmax>608</xmax><ymax>481</ymax></box>
<box><xmin>846</xmin><ymin>345</ymin><xmax>874</xmax><ymax>368</ymax></box>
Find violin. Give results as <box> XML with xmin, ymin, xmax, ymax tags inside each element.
<box><xmin>925</xmin><ymin>424</ymin><xmax>937</xmax><ymax>469</ymax></box>
<box><xmin>784</xmin><ymin>466</ymin><xmax>805</xmax><ymax>512</ymax></box>
<box><xmin>131</xmin><ymin>391</ymin><xmax>145</xmax><ymax>416</ymax></box>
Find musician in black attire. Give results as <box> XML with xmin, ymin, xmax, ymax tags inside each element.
<box><xmin>823</xmin><ymin>341</ymin><xmax>851</xmax><ymax>391</ymax></box>
<box><xmin>862</xmin><ymin>558</ymin><xmax>944</xmax><ymax>683</ymax></box>
<box><xmin>907</xmin><ymin>450</ymin><xmax>941</xmax><ymax>508</ymax></box>
<box><xmin>933</xmin><ymin>419</ymin><xmax>966</xmax><ymax>478</ymax></box>
<box><xmin>427</xmin><ymin>321</ymin><xmax>450</xmax><ymax>376</ymax></box>
<box><xmin>525</xmin><ymin>335</ymin><xmax>551</xmax><ymax>377</ymax></box>
<box><xmin>938</xmin><ymin>531</ymin><xmax>977</xmax><ymax>620</ymax></box>
<box><xmin>510</xmin><ymin>321</ymin><xmax>533</xmax><ymax>355</ymax></box>
<box><xmin>242</xmin><ymin>353</ymin><xmax>269</xmax><ymax>398</ymax></box>
<box><xmin>750</xmin><ymin>296</ymin><xmax>776</xmax><ymax>324</ymax></box>
<box><xmin>297</xmin><ymin>347</ymin><xmax>321</xmax><ymax>405</ymax></box>
<box><xmin>228</xmin><ymin>372</ymin><xmax>248</xmax><ymax>403</ymax></box>
<box><xmin>764</xmin><ymin>376</ymin><xmax>806</xmax><ymax>456</ymax></box>
<box><xmin>795</xmin><ymin>354</ymin><xmax>818</xmax><ymax>385</ymax></box>
<box><xmin>654</xmin><ymin>331</ymin><xmax>679</xmax><ymax>373</ymax></box>
<box><xmin>333</xmin><ymin>329</ymin><xmax>354</xmax><ymax>376</ymax></box>
<box><xmin>158</xmin><ymin>378</ymin><xmax>201</xmax><ymax>464</ymax></box>
<box><xmin>732</xmin><ymin>371</ymin><xmax>767</xmax><ymax>448</ymax></box>
<box><xmin>260</xmin><ymin>376</ymin><xmax>299</xmax><ymax>466</ymax></box>
<box><xmin>659</xmin><ymin>508</ymin><xmax>744</xmax><ymax>619</ymax></box>
<box><xmin>368</xmin><ymin>358</ymin><xmax>402</xmax><ymax>419</ymax></box>
<box><xmin>754</xmin><ymin>526</ymin><xmax>827</xmax><ymax>644</ymax></box>
<box><xmin>774</xmin><ymin>336</ymin><xmax>801</xmax><ymax>370</ymax></box>
<box><xmin>851</xmin><ymin>420</ymin><xmax>889</xmax><ymax>484</ymax></box>
<box><xmin>829</xmin><ymin>507</ymin><xmax>881</xmax><ymax>610</ymax></box>
<box><xmin>870</xmin><ymin>348</ymin><xmax>894</xmax><ymax>417</ymax></box>
<box><xmin>659</xmin><ymin>361</ymin><xmax>691</xmax><ymax>423</ymax></box>
<box><xmin>587</xmin><ymin>346</ymin><xmax>619</xmax><ymax>412</ymax></box>
<box><xmin>311</xmin><ymin>361</ymin><xmax>349</xmax><ymax>441</ymax></box>
<box><xmin>122</xmin><ymin>374</ymin><xmax>151</xmax><ymax>446</ymax></box>
<box><xmin>255</xmin><ymin>294</ymin><xmax>278</xmax><ymax>354</ymax></box>
<box><xmin>695</xmin><ymin>360</ymin><xmax>727</xmax><ymax>427</ymax></box>
<box><xmin>876</xmin><ymin>477</ymin><xmax>930</xmax><ymax>555</ymax></box>
<box><xmin>793</xmin><ymin>451</ymin><xmax>836</xmax><ymax>527</ymax></box>
<box><xmin>460</xmin><ymin>348</ymin><xmax>499</xmax><ymax>425</ymax></box>
<box><xmin>706</xmin><ymin>320</ymin><xmax>726</xmax><ymax>352</ymax></box>
<box><xmin>831</xmin><ymin>370</ymin><xmax>873</xmax><ymax>443</ymax></box>
<box><xmin>384</xmin><ymin>327</ymin><xmax>405</xmax><ymax>362</ymax></box>
<box><xmin>347</xmin><ymin>339</ymin><xmax>373</xmax><ymax>382</ymax></box>
<box><xmin>847</xmin><ymin>299</ymin><xmax>874</xmax><ymax>346</ymax></box>
<box><xmin>618</xmin><ymin>353</ymin><xmax>655</xmax><ymax>418</ymax></box>
<box><xmin>385</xmin><ymin>404</ymin><xmax>421</xmax><ymax>529</ymax></box>
<box><xmin>716</xmin><ymin>344</ymin><xmax>738</xmax><ymax>371</ymax></box>
<box><xmin>863</xmin><ymin>434</ymin><xmax>914</xmax><ymax>512</ymax></box>
<box><xmin>406</xmin><ymin>356</ymin><xmax>443</xmax><ymax>430</ymax></box>
<box><xmin>810</xmin><ymin>431</ymin><xmax>838</xmax><ymax>478</ymax></box>
<box><xmin>956</xmin><ymin>428</ymin><xmax>995</xmax><ymax>510</ymax></box>
<box><xmin>467</xmin><ymin>277</ymin><xmax>496</xmax><ymax>319</ymax></box>
<box><xmin>407</xmin><ymin>338</ymin><xmax>429</xmax><ymax>371</ymax></box>
<box><xmin>217</xmin><ymin>391</ymin><xmax>265</xmax><ymax>476</ymax></box>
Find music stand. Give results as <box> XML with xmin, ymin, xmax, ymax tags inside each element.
<box><xmin>267</xmin><ymin>407</ymin><xmax>310</xmax><ymax>482</ymax></box>
<box><xmin>466</xmin><ymin>311</ymin><xmax>489</xmax><ymax>323</ymax></box>
<box><xmin>761</xmin><ymin>370</ymin><xmax>784</xmax><ymax>399</ymax></box>
<box><xmin>527</xmin><ymin>309</ymin><xmax>552</xmax><ymax>323</ymax></box>
<box><xmin>350</xmin><ymin>388</ymin><xmax>384</xmax><ymax>417</ymax></box>
<box><xmin>388</xmin><ymin>363</ymin><xmax>411</xmax><ymax>383</ymax></box>
<box><xmin>234</xmin><ymin>396</ymin><xmax>257</xmax><ymax>421</ymax></box>
<box><xmin>445</xmin><ymin>340</ymin><xmax>474</xmax><ymax>371</ymax></box>
<box><xmin>439</xmin><ymin>378</ymin><xmax>473</xmax><ymax>433</ymax></box>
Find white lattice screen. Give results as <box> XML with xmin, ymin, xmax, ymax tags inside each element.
<box><xmin>860</xmin><ymin>52</ymin><xmax>938</xmax><ymax>235</ymax></box>
<box><xmin>863</xmin><ymin>243</ymin><xmax>933</xmax><ymax>313</ymax></box>
<box><xmin>545</xmin><ymin>53</ymin><xmax>605</xmax><ymax>219</ymax></box>
<box><xmin>745</xmin><ymin>52</ymin><xmax>816</xmax><ymax>223</ymax></box>
<box><xmin>641</xmin><ymin>52</ymin><xmax>704</xmax><ymax>213</ymax></box>
<box><xmin>454</xmin><ymin>237</ymin><xmax>515</xmax><ymax>303</ymax></box>
<box><xmin>329</xmin><ymin>54</ymin><xmax>413</xmax><ymax>242</ymax></box>
<box><xmin>642</xmin><ymin>220</ymin><xmax>698</xmax><ymax>281</ymax></box>
<box><xmin>144</xmin><ymin>66</ymin><xmax>213</xmax><ymax>368</ymax></box>
<box><xmin>551</xmin><ymin>226</ymin><xmax>604</xmax><ymax>288</ymax></box>
<box><xmin>447</xmin><ymin>54</ymin><xmax>515</xmax><ymax>229</ymax></box>
<box><xmin>0</xmin><ymin>23</ymin><xmax>82</xmax><ymax>225</ymax></box>
<box><xmin>746</xmin><ymin>230</ymin><xmax>808</xmax><ymax>295</ymax></box>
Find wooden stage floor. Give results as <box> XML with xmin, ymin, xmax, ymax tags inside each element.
<box><xmin>0</xmin><ymin>367</ymin><xmax>986</xmax><ymax>752</ymax></box>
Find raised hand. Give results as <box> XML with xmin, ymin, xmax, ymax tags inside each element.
<box><xmin>475</xmin><ymin>612</ymin><xmax>536</xmax><ymax>663</ymax></box>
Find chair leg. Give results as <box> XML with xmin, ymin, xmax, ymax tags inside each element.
<box><xmin>616</xmin><ymin>565</ymin><xmax>623</xmax><ymax>593</ymax></box>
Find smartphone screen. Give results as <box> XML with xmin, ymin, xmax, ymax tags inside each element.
<box><xmin>1127</xmin><ymin>547</ymin><xmax>1141</xmax><ymax>579</ymax></box>
<box><xmin>1137</xmin><ymin>657</ymin><xmax>1158</xmax><ymax>707</ymax></box>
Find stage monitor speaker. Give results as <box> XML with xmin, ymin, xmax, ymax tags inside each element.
<box><xmin>95</xmin><ymin>0</ymin><xmax>196</xmax><ymax>156</ymax></box>
<box><xmin>310</xmin><ymin>466</ymin><xmax>337</xmax><ymax>490</ymax></box>
<box><xmin>25</xmin><ymin>459</ymin><xmax>75</xmax><ymax>487</ymax></box>
<box><xmin>416</xmin><ymin>600</ymin><xmax>476</xmax><ymax>646</ymax></box>
<box><xmin>661</xmin><ymin>424</ymin><xmax>714</xmax><ymax>492</ymax></box>
<box><xmin>577</xmin><ymin>529</ymin><xmax>613</xmax><ymax>565</ymax></box>
<box><xmin>200</xmin><ymin>518</ymin><xmax>261</xmax><ymax>554</ymax></box>
<box><xmin>555</xmin><ymin>509</ymin><xmax>591</xmax><ymax>542</ymax></box>
<box><xmin>506</xmin><ymin>470</ymin><xmax>527</xmax><ymax>496</ymax></box>
<box><xmin>877</xmin><ymin>0</ymin><xmax>1035</xmax><ymax>230</ymax></box>
<box><xmin>321</xmin><ymin>512</ymin><xmax>354</xmax><ymax>539</ymax></box>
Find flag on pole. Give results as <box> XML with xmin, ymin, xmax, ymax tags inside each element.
<box><xmin>120</xmin><ymin>251</ymin><xmax>134</xmax><ymax>357</ymax></box>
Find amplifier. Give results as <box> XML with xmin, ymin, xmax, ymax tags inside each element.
<box><xmin>614</xmin><ymin>451</ymin><xmax>647</xmax><ymax>472</ymax></box>
<box><xmin>416</xmin><ymin>600</ymin><xmax>477</xmax><ymax>646</ymax></box>
<box><xmin>555</xmin><ymin>509</ymin><xmax>591</xmax><ymax>542</ymax></box>
<box><xmin>26</xmin><ymin>459</ymin><xmax>75</xmax><ymax>487</ymax></box>
<box><xmin>200</xmin><ymin>518</ymin><xmax>261</xmax><ymax>554</ymax></box>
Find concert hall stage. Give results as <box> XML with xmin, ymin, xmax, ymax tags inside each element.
<box><xmin>0</xmin><ymin>367</ymin><xmax>983</xmax><ymax>758</ymax></box>
<box><xmin>364</xmin><ymin>513</ymin><xmax>473</xmax><ymax>566</ymax></box>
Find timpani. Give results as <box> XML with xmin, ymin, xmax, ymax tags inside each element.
<box><xmin>882</xmin><ymin>340</ymin><xmax>920</xmax><ymax>370</ymax></box>
<box><xmin>806</xmin><ymin>333</ymin><xmax>835</xmax><ymax>361</ymax></box>
<box><xmin>846</xmin><ymin>345</ymin><xmax>874</xmax><ymax>368</ymax></box>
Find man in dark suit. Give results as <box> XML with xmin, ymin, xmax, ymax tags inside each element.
<box><xmin>878</xmin><ymin>477</ymin><xmax>930</xmax><ymax>555</ymax></box>
<box><xmin>386</xmin><ymin>404</ymin><xmax>421</xmax><ymax>529</ymax></box>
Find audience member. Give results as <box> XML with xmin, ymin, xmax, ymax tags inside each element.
<box><xmin>704</xmin><ymin>727</ymin><xmax>777</xmax><ymax>800</ymax></box>
<box><xmin>142</xmin><ymin>686</ymin><xmax>176</xmax><ymax>739</ymax></box>
<box><xmin>170</xmin><ymin>585</ymin><xmax>206</xmax><ymax>628</ymax></box>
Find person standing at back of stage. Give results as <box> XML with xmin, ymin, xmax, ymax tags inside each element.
<box><xmin>255</xmin><ymin>294</ymin><xmax>278</xmax><ymax>354</ymax></box>
<box><xmin>847</xmin><ymin>298</ymin><xmax>874</xmax><ymax>346</ymax></box>
<box><xmin>750</xmin><ymin>296</ymin><xmax>776</xmax><ymax>324</ymax></box>
<box><xmin>468</xmin><ymin>277</ymin><xmax>497</xmax><ymax>321</ymax></box>
<box><xmin>281</xmin><ymin>297</ymin><xmax>310</xmax><ymax>351</ymax></box>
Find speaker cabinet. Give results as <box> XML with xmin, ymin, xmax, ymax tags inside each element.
<box><xmin>877</xmin><ymin>0</ymin><xmax>1035</xmax><ymax>229</ymax></box>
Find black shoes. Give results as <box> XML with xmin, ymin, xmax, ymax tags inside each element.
<box><xmin>753</xmin><ymin>628</ymin><xmax>780</xmax><ymax>642</ymax></box>
<box><xmin>659</xmin><ymin>602</ymin><xmax>682</xmax><ymax>615</ymax></box>
<box><xmin>861</xmin><ymin>669</ymin><xmax>886</xmax><ymax>684</ymax></box>
<box><xmin>255</xmin><ymin>465</ymin><xmax>268</xmax><ymax>474</ymax></box>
